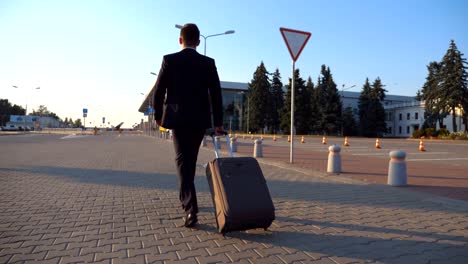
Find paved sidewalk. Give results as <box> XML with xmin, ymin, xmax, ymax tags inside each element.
<box><xmin>0</xmin><ymin>133</ymin><xmax>467</xmax><ymax>263</ymax></box>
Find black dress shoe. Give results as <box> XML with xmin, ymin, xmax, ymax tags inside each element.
<box><xmin>183</xmin><ymin>213</ymin><xmax>198</xmax><ymax>227</ymax></box>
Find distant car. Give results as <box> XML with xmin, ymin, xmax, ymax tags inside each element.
<box><xmin>1</xmin><ymin>125</ymin><xmax>19</xmax><ymax>131</ymax></box>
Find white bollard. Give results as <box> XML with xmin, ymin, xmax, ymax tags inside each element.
<box><xmin>387</xmin><ymin>150</ymin><xmax>407</xmax><ymax>186</ymax></box>
<box><xmin>230</xmin><ymin>136</ymin><xmax>237</xmax><ymax>152</ymax></box>
<box><xmin>201</xmin><ymin>135</ymin><xmax>207</xmax><ymax>147</ymax></box>
<box><xmin>253</xmin><ymin>139</ymin><xmax>263</xmax><ymax>158</ymax></box>
<box><xmin>215</xmin><ymin>136</ymin><xmax>221</xmax><ymax>149</ymax></box>
<box><xmin>327</xmin><ymin>145</ymin><xmax>341</xmax><ymax>174</ymax></box>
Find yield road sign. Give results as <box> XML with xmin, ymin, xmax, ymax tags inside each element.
<box><xmin>280</xmin><ymin>27</ymin><xmax>311</xmax><ymax>62</ymax></box>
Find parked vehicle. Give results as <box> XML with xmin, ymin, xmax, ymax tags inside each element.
<box><xmin>1</xmin><ymin>125</ymin><xmax>19</xmax><ymax>131</ymax></box>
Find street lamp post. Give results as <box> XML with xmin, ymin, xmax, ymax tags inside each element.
<box><xmin>12</xmin><ymin>85</ymin><xmax>40</xmax><ymax>131</ymax></box>
<box><xmin>140</xmin><ymin>92</ymin><xmax>152</xmax><ymax>136</ymax></box>
<box><xmin>147</xmin><ymin>72</ymin><xmax>158</xmax><ymax>136</ymax></box>
<box><xmin>175</xmin><ymin>24</ymin><xmax>235</xmax><ymax>56</ymax></box>
<box><xmin>341</xmin><ymin>84</ymin><xmax>356</xmax><ymax>136</ymax></box>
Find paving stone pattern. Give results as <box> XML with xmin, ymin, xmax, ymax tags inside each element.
<box><xmin>0</xmin><ymin>133</ymin><xmax>467</xmax><ymax>263</ymax></box>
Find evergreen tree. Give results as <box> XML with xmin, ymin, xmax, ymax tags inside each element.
<box><xmin>306</xmin><ymin>77</ymin><xmax>319</xmax><ymax>133</ymax></box>
<box><xmin>358</xmin><ymin>78</ymin><xmax>387</xmax><ymax>137</ymax></box>
<box><xmin>295</xmin><ymin>73</ymin><xmax>311</xmax><ymax>134</ymax></box>
<box><xmin>247</xmin><ymin>62</ymin><xmax>271</xmax><ymax>133</ymax></box>
<box><xmin>315</xmin><ymin>65</ymin><xmax>341</xmax><ymax>135</ymax></box>
<box><xmin>268</xmin><ymin>69</ymin><xmax>284</xmax><ymax>134</ymax></box>
<box><xmin>280</xmin><ymin>69</ymin><xmax>306</xmax><ymax>134</ymax></box>
<box><xmin>313</xmin><ymin>77</ymin><xmax>325</xmax><ymax>133</ymax></box>
<box><xmin>418</xmin><ymin>61</ymin><xmax>448</xmax><ymax>129</ymax></box>
<box><xmin>358</xmin><ymin>78</ymin><xmax>372</xmax><ymax>136</ymax></box>
<box><xmin>342</xmin><ymin>106</ymin><xmax>358</xmax><ymax>136</ymax></box>
<box><xmin>370</xmin><ymin>77</ymin><xmax>387</xmax><ymax>136</ymax></box>
<box><xmin>439</xmin><ymin>40</ymin><xmax>468</xmax><ymax>132</ymax></box>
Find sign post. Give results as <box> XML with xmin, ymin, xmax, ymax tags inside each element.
<box><xmin>280</xmin><ymin>27</ymin><xmax>311</xmax><ymax>163</ymax></box>
<box><xmin>83</xmin><ymin>108</ymin><xmax>88</xmax><ymax>129</ymax></box>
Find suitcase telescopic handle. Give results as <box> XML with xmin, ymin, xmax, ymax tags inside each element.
<box><xmin>210</xmin><ymin>131</ymin><xmax>234</xmax><ymax>158</ymax></box>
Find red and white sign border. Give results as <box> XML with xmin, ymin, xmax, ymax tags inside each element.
<box><xmin>280</xmin><ymin>27</ymin><xmax>312</xmax><ymax>62</ymax></box>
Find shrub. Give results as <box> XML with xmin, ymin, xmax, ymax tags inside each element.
<box><xmin>452</xmin><ymin>132</ymin><xmax>468</xmax><ymax>140</ymax></box>
<box><xmin>412</xmin><ymin>129</ymin><xmax>425</xmax><ymax>139</ymax></box>
<box><xmin>425</xmin><ymin>128</ymin><xmax>436</xmax><ymax>137</ymax></box>
<box><xmin>438</xmin><ymin>128</ymin><xmax>450</xmax><ymax>137</ymax></box>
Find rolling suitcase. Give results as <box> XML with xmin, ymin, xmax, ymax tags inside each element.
<box><xmin>206</xmin><ymin>132</ymin><xmax>275</xmax><ymax>235</ymax></box>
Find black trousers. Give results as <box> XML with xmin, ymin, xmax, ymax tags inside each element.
<box><xmin>172</xmin><ymin>128</ymin><xmax>206</xmax><ymax>214</ymax></box>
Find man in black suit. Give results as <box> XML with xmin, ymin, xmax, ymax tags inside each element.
<box><xmin>153</xmin><ymin>23</ymin><xmax>224</xmax><ymax>228</ymax></box>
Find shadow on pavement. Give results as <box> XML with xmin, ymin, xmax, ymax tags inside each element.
<box><xmin>229</xmin><ymin>229</ymin><xmax>468</xmax><ymax>262</ymax></box>
<box><xmin>276</xmin><ymin>216</ymin><xmax>468</xmax><ymax>244</ymax></box>
<box><xmin>1</xmin><ymin>165</ymin><xmax>467</xmax><ymax>215</ymax></box>
<box><xmin>407</xmin><ymin>185</ymin><xmax>468</xmax><ymax>202</ymax></box>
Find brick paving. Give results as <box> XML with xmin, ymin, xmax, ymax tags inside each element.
<box><xmin>0</xmin><ymin>132</ymin><xmax>467</xmax><ymax>263</ymax></box>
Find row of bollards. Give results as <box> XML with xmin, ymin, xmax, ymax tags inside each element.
<box><xmin>326</xmin><ymin>144</ymin><xmax>407</xmax><ymax>186</ymax></box>
<box><xmin>231</xmin><ymin>135</ymin><xmax>428</xmax><ymax>152</ymax></box>
<box><xmin>208</xmin><ymin>136</ymin><xmax>408</xmax><ymax>187</ymax></box>
<box><xmin>210</xmin><ymin>136</ymin><xmax>261</xmax><ymax>157</ymax></box>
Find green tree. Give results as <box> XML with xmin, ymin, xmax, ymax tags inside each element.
<box><xmin>295</xmin><ymin>73</ymin><xmax>311</xmax><ymax>134</ymax></box>
<box><xmin>74</xmin><ymin>118</ymin><xmax>83</xmax><ymax>128</ymax></box>
<box><xmin>418</xmin><ymin>61</ymin><xmax>448</xmax><ymax>129</ymax></box>
<box><xmin>31</xmin><ymin>105</ymin><xmax>61</xmax><ymax>120</ymax></box>
<box><xmin>267</xmin><ymin>68</ymin><xmax>284</xmax><ymax>134</ymax></box>
<box><xmin>307</xmin><ymin>77</ymin><xmax>319</xmax><ymax>133</ymax></box>
<box><xmin>358</xmin><ymin>78</ymin><xmax>372</xmax><ymax>136</ymax></box>
<box><xmin>342</xmin><ymin>106</ymin><xmax>358</xmax><ymax>136</ymax></box>
<box><xmin>439</xmin><ymin>40</ymin><xmax>468</xmax><ymax>132</ymax></box>
<box><xmin>280</xmin><ymin>69</ymin><xmax>306</xmax><ymax>134</ymax></box>
<box><xmin>247</xmin><ymin>62</ymin><xmax>271</xmax><ymax>133</ymax></box>
<box><xmin>315</xmin><ymin>65</ymin><xmax>341</xmax><ymax>135</ymax></box>
<box><xmin>358</xmin><ymin>78</ymin><xmax>387</xmax><ymax>137</ymax></box>
<box><xmin>0</xmin><ymin>99</ymin><xmax>25</xmax><ymax>126</ymax></box>
<box><xmin>369</xmin><ymin>77</ymin><xmax>387</xmax><ymax>136</ymax></box>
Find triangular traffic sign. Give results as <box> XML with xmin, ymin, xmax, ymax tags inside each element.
<box><xmin>280</xmin><ymin>27</ymin><xmax>311</xmax><ymax>62</ymax></box>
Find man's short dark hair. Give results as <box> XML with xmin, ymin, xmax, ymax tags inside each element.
<box><xmin>180</xmin><ymin>23</ymin><xmax>200</xmax><ymax>46</ymax></box>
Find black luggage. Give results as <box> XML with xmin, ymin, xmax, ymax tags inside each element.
<box><xmin>206</xmin><ymin>133</ymin><xmax>275</xmax><ymax>234</ymax></box>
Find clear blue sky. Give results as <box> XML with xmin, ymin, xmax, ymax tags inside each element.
<box><xmin>1</xmin><ymin>0</ymin><xmax>467</xmax><ymax>128</ymax></box>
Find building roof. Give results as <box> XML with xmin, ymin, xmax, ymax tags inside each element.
<box><xmin>138</xmin><ymin>81</ymin><xmax>249</xmax><ymax>113</ymax></box>
<box><xmin>220</xmin><ymin>81</ymin><xmax>248</xmax><ymax>91</ymax></box>
<box><xmin>341</xmin><ymin>91</ymin><xmax>416</xmax><ymax>102</ymax></box>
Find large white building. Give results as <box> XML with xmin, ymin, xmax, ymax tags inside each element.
<box><xmin>139</xmin><ymin>81</ymin><xmax>466</xmax><ymax>137</ymax></box>
<box><xmin>383</xmin><ymin>101</ymin><xmax>466</xmax><ymax>137</ymax></box>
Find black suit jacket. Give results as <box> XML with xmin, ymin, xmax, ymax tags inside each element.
<box><xmin>153</xmin><ymin>48</ymin><xmax>223</xmax><ymax>130</ymax></box>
